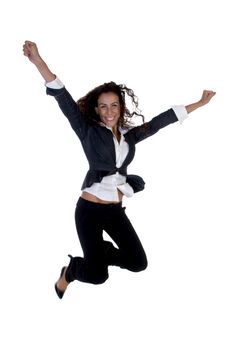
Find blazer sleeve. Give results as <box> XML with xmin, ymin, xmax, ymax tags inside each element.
<box><xmin>46</xmin><ymin>86</ymin><xmax>87</xmax><ymax>140</ymax></box>
<box><xmin>127</xmin><ymin>108</ymin><xmax>178</xmax><ymax>144</ymax></box>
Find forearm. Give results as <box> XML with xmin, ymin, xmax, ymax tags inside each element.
<box><xmin>185</xmin><ymin>101</ymin><xmax>203</xmax><ymax>114</ymax></box>
<box><xmin>32</xmin><ymin>57</ymin><xmax>56</xmax><ymax>83</ymax></box>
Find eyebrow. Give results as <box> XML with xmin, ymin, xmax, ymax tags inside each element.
<box><xmin>98</xmin><ymin>101</ymin><xmax>120</xmax><ymax>106</ymax></box>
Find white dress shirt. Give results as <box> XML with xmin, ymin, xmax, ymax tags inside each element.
<box><xmin>84</xmin><ymin>129</ymin><xmax>134</xmax><ymax>201</ymax></box>
<box><xmin>46</xmin><ymin>78</ymin><xmax>188</xmax><ymax>201</ymax></box>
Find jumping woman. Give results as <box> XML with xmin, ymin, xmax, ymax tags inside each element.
<box><xmin>23</xmin><ymin>40</ymin><xmax>216</xmax><ymax>299</ymax></box>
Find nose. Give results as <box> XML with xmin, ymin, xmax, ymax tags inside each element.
<box><xmin>106</xmin><ymin>106</ymin><xmax>114</xmax><ymax>117</ymax></box>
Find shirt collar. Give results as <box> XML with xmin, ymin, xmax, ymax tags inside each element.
<box><xmin>100</xmin><ymin>122</ymin><xmax>127</xmax><ymax>135</ymax></box>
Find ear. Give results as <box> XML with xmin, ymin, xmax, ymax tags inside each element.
<box><xmin>95</xmin><ymin>106</ymin><xmax>99</xmax><ymax>115</ymax></box>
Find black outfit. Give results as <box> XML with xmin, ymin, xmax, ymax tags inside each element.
<box><xmin>69</xmin><ymin>197</ymin><xmax>147</xmax><ymax>284</ymax></box>
<box><xmin>47</xmin><ymin>86</ymin><xmax>179</xmax><ymax>284</ymax></box>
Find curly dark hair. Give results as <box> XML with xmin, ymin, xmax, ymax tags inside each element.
<box><xmin>77</xmin><ymin>81</ymin><xmax>145</xmax><ymax>128</ymax></box>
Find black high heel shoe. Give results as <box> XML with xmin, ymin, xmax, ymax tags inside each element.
<box><xmin>54</xmin><ymin>255</ymin><xmax>74</xmax><ymax>299</ymax></box>
<box><xmin>55</xmin><ymin>266</ymin><xmax>67</xmax><ymax>299</ymax></box>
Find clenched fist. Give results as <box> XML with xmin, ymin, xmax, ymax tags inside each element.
<box><xmin>23</xmin><ymin>40</ymin><xmax>56</xmax><ymax>82</ymax></box>
<box><xmin>23</xmin><ymin>41</ymin><xmax>41</xmax><ymax>64</ymax></box>
<box><xmin>199</xmin><ymin>90</ymin><xmax>216</xmax><ymax>106</ymax></box>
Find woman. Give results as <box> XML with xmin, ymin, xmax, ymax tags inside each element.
<box><xmin>23</xmin><ymin>40</ymin><xmax>216</xmax><ymax>299</ymax></box>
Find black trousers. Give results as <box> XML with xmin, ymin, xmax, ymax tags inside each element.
<box><xmin>67</xmin><ymin>197</ymin><xmax>147</xmax><ymax>284</ymax></box>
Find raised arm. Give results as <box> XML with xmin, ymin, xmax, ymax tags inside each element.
<box><xmin>127</xmin><ymin>90</ymin><xmax>216</xmax><ymax>144</ymax></box>
<box><xmin>23</xmin><ymin>41</ymin><xmax>88</xmax><ymax>140</ymax></box>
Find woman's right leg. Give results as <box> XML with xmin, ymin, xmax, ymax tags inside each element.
<box><xmin>66</xmin><ymin>197</ymin><xmax>109</xmax><ymax>285</ymax></box>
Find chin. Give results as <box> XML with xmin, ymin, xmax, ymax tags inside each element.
<box><xmin>105</xmin><ymin>120</ymin><xmax>117</xmax><ymax>127</ymax></box>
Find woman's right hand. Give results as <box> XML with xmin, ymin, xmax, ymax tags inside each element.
<box><xmin>23</xmin><ymin>41</ymin><xmax>42</xmax><ymax>65</ymax></box>
<box><xmin>23</xmin><ymin>41</ymin><xmax>56</xmax><ymax>82</ymax></box>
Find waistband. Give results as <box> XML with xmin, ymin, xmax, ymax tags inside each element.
<box><xmin>77</xmin><ymin>196</ymin><xmax>123</xmax><ymax>209</ymax></box>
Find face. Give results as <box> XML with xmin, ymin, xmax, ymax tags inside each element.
<box><xmin>95</xmin><ymin>92</ymin><xmax>121</xmax><ymax>129</ymax></box>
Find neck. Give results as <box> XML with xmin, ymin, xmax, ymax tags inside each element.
<box><xmin>112</xmin><ymin>126</ymin><xmax>121</xmax><ymax>142</ymax></box>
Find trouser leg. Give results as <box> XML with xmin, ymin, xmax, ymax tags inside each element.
<box><xmin>102</xmin><ymin>205</ymin><xmax>148</xmax><ymax>272</ymax></box>
<box><xmin>70</xmin><ymin>198</ymin><xmax>109</xmax><ymax>284</ymax></box>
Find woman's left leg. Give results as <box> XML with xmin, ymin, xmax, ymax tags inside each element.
<box><xmin>102</xmin><ymin>204</ymin><xmax>148</xmax><ymax>272</ymax></box>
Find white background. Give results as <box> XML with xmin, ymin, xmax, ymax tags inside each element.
<box><xmin>1</xmin><ymin>0</ymin><xmax>233</xmax><ymax>349</ymax></box>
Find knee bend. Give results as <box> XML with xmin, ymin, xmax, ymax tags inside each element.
<box><xmin>129</xmin><ymin>256</ymin><xmax>148</xmax><ymax>272</ymax></box>
<box><xmin>91</xmin><ymin>273</ymin><xmax>109</xmax><ymax>285</ymax></box>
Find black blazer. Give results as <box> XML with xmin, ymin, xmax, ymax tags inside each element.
<box><xmin>46</xmin><ymin>87</ymin><xmax>178</xmax><ymax>193</ymax></box>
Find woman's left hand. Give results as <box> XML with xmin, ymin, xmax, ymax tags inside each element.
<box><xmin>185</xmin><ymin>90</ymin><xmax>216</xmax><ymax>114</ymax></box>
<box><xmin>199</xmin><ymin>90</ymin><xmax>216</xmax><ymax>106</ymax></box>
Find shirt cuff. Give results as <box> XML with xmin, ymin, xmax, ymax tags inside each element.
<box><xmin>45</xmin><ymin>77</ymin><xmax>64</xmax><ymax>89</ymax></box>
<box><xmin>171</xmin><ymin>105</ymin><xmax>188</xmax><ymax>124</ymax></box>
